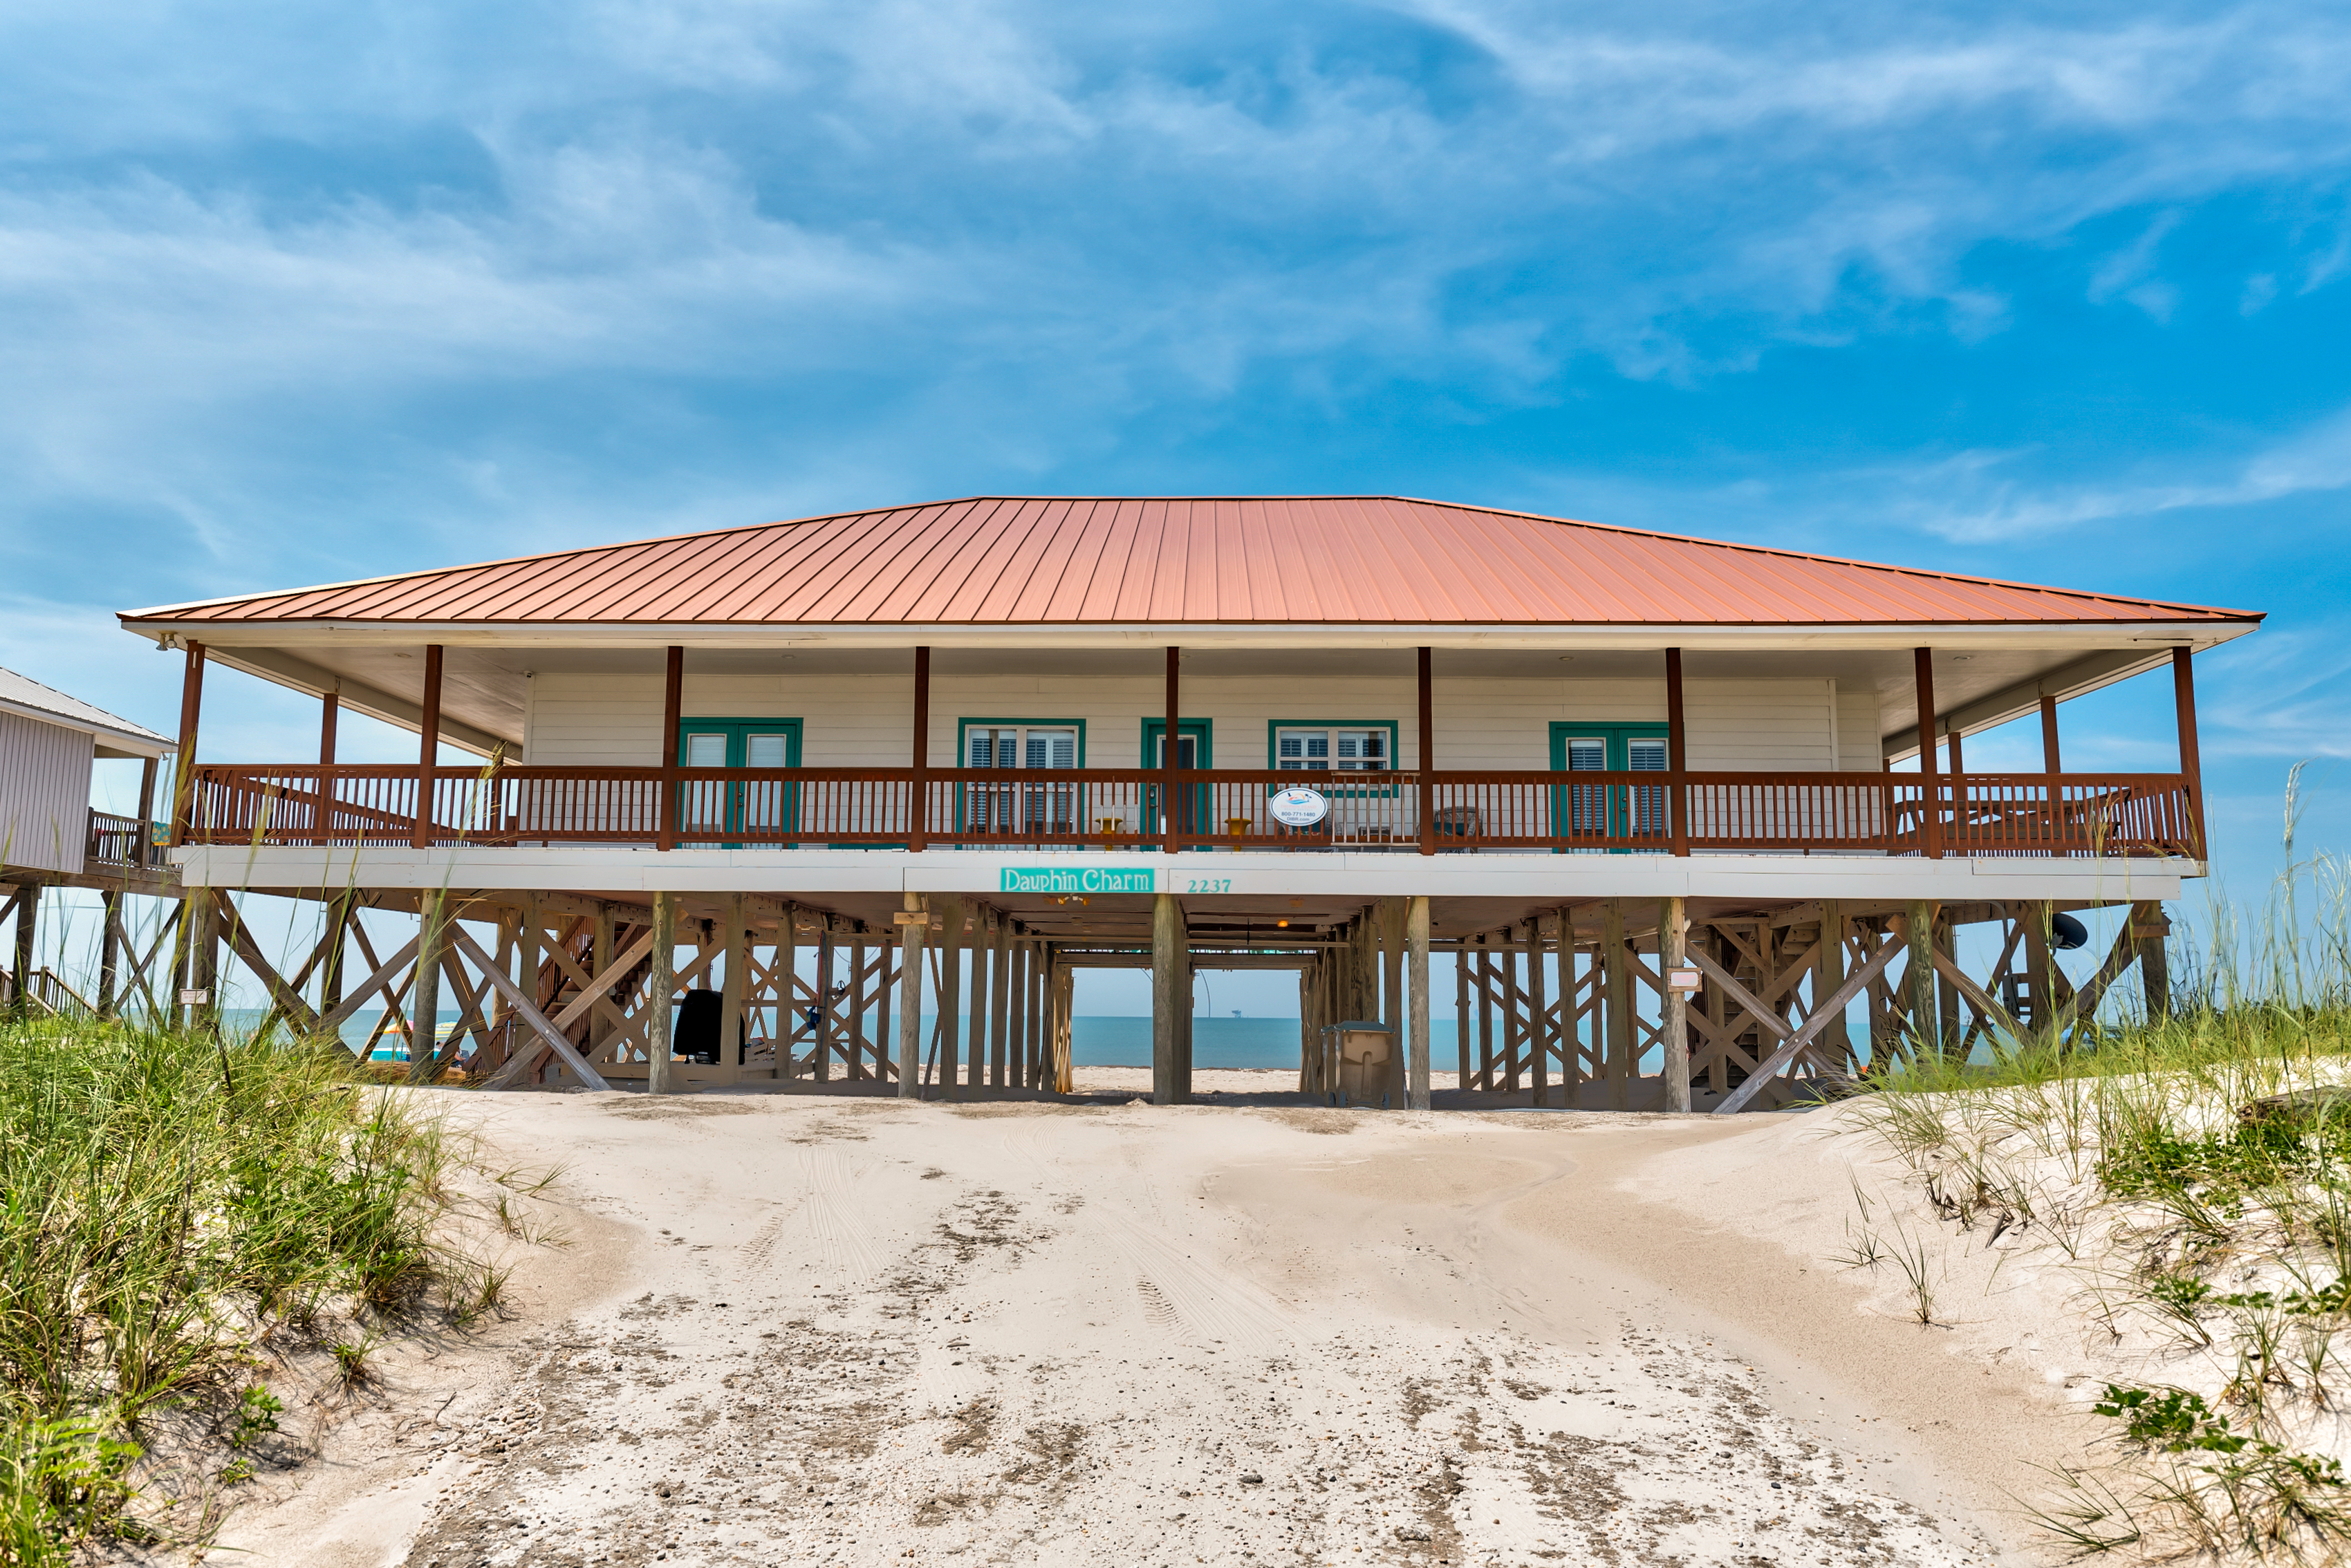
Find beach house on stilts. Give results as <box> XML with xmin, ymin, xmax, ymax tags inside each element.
<box><xmin>120</xmin><ymin>496</ymin><xmax>2257</xmax><ymax>1108</ymax></box>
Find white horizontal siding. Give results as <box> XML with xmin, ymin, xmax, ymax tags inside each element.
<box><xmin>525</xmin><ymin>672</ymin><xmax>1841</xmax><ymax>774</ymax></box>
<box><xmin>1837</xmin><ymin>687</ymin><xmax>1881</xmax><ymax>772</ymax></box>
<box><xmin>0</xmin><ymin>711</ymin><xmax>93</xmax><ymax>874</ymax></box>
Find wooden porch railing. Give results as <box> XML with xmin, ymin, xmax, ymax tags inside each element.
<box><xmin>179</xmin><ymin>765</ymin><xmax>2200</xmax><ymax>859</ymax></box>
<box><xmin>86</xmin><ymin>810</ymin><xmax>154</xmax><ymax>871</ymax></box>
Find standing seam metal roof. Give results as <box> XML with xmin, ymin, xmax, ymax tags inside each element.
<box><xmin>122</xmin><ymin>496</ymin><xmax>2259</xmax><ymax>628</ymax></box>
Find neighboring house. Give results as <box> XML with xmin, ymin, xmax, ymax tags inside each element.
<box><xmin>115</xmin><ymin>496</ymin><xmax>2260</xmax><ymax>1106</ymax></box>
<box><xmin>0</xmin><ymin>664</ymin><xmax>176</xmax><ymax>1013</ymax></box>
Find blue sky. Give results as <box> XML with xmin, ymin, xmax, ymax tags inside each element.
<box><xmin>4</xmin><ymin>1</ymin><xmax>2349</xmax><ymax>1006</ymax></box>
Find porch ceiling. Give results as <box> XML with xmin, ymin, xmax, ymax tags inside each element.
<box><xmin>174</xmin><ymin>637</ymin><xmax>2204</xmax><ymax>763</ymax></box>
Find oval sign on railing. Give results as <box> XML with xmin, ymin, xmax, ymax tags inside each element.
<box><xmin>1268</xmin><ymin>786</ymin><xmax>1330</xmax><ymax>827</ymax></box>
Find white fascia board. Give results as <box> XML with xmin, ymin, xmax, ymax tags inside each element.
<box><xmin>0</xmin><ymin>694</ymin><xmax>174</xmax><ymax>759</ymax></box>
<box><xmin>115</xmin><ymin>619</ymin><xmax>2260</xmax><ymax>655</ymax></box>
<box><xmin>172</xmin><ymin>844</ymin><xmax>2193</xmax><ymax>903</ymax></box>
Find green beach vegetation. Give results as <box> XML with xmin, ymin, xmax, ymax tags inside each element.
<box><xmin>1850</xmin><ymin>852</ymin><xmax>2351</xmax><ymax>1561</ymax></box>
<box><xmin>0</xmin><ymin>1016</ymin><xmax>501</xmax><ymax>1563</ymax></box>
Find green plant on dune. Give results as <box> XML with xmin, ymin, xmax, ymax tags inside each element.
<box><xmin>1849</xmin><ymin>845</ymin><xmax>2351</xmax><ymax>1560</ymax></box>
<box><xmin>0</xmin><ymin>1015</ymin><xmax>486</xmax><ymax>1556</ymax></box>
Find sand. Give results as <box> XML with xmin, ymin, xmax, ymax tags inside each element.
<box><xmin>208</xmin><ymin>1078</ymin><xmax>2097</xmax><ymax>1567</ymax></box>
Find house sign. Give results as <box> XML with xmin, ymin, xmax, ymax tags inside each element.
<box><xmin>1000</xmin><ymin>866</ymin><xmax>1157</xmax><ymax>895</ymax></box>
<box><xmin>1267</xmin><ymin>787</ymin><xmax>1330</xmax><ymax>828</ymax></box>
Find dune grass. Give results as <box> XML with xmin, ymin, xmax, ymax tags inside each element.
<box><xmin>1847</xmin><ymin>855</ymin><xmax>2351</xmax><ymax>1560</ymax></box>
<box><xmin>0</xmin><ymin>1015</ymin><xmax>490</xmax><ymax>1562</ymax></box>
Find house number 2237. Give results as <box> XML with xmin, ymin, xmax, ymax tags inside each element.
<box><xmin>1183</xmin><ymin>877</ymin><xmax>1233</xmax><ymax>894</ymax></box>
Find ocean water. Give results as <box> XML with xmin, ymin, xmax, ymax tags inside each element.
<box><xmin>219</xmin><ymin>1009</ymin><xmax>1460</xmax><ymax>1070</ymax></box>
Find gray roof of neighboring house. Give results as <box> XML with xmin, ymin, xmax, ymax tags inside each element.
<box><xmin>0</xmin><ymin>665</ymin><xmax>174</xmax><ymax>759</ymax></box>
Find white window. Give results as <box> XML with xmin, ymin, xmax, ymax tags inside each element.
<box><xmin>1276</xmin><ymin>726</ymin><xmax>1391</xmax><ymax>772</ymax></box>
<box><xmin>683</xmin><ymin>731</ymin><xmax>729</xmax><ymax>768</ymax></box>
<box><xmin>965</xmin><ymin>726</ymin><xmax>1077</xmax><ymax>769</ymax></box>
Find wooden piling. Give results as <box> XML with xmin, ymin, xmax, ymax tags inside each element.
<box><xmin>895</xmin><ymin>895</ymin><xmax>927</xmax><ymax>1097</ymax></box>
<box><xmin>1406</xmin><ymin>896</ymin><xmax>1431</xmax><ymax>1110</ymax></box>
<box><xmin>1604</xmin><ymin>899</ymin><xmax>1630</xmax><ymax>1110</ymax></box>
<box><xmin>1153</xmin><ymin>893</ymin><xmax>1182</xmax><ymax>1105</ymax></box>
<box><xmin>647</xmin><ymin>892</ymin><xmax>677</xmax><ymax>1096</ymax></box>
<box><xmin>1527</xmin><ymin>917</ymin><xmax>1549</xmax><ymax>1108</ymax></box>
<box><xmin>1662</xmin><ymin>898</ymin><xmax>1689</xmax><ymax>1112</ymax></box>
<box><xmin>405</xmin><ymin>893</ymin><xmax>445</xmax><ymax>1083</ymax></box>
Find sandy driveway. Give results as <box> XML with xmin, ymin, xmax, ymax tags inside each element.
<box><xmin>216</xmin><ymin>1078</ymin><xmax>2089</xmax><ymax>1567</ymax></box>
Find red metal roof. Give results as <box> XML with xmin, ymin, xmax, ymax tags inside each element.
<box><xmin>124</xmin><ymin>496</ymin><xmax>2259</xmax><ymax>628</ymax></box>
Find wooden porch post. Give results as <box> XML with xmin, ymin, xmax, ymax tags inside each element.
<box><xmin>2041</xmin><ymin>692</ymin><xmax>2063</xmax><ymax>842</ymax></box>
<box><xmin>313</xmin><ymin>688</ymin><xmax>340</xmax><ymax>846</ymax></box>
<box><xmin>1913</xmin><ymin>647</ymin><xmax>1942</xmax><ymax>859</ymax></box>
<box><xmin>2173</xmin><ymin>646</ymin><xmax>2206</xmax><ymax>856</ymax></box>
<box><xmin>1661</xmin><ymin>899</ymin><xmax>1690</xmax><ymax>1111</ymax></box>
<box><xmin>1406</xmin><ymin>897</ymin><xmax>1431</xmax><ymax>1109</ymax></box>
<box><xmin>1153</xmin><ymin>893</ymin><xmax>1182</xmax><ymax>1104</ymax></box>
<box><xmin>1417</xmin><ymin>647</ymin><xmax>1436</xmax><ymax>855</ymax></box>
<box><xmin>909</xmin><ymin>647</ymin><xmax>931</xmax><ymax>852</ymax></box>
<box><xmin>1665</xmin><ymin>648</ymin><xmax>1690</xmax><ymax>857</ymax></box>
<box><xmin>895</xmin><ymin>894</ymin><xmax>927</xmax><ymax>1097</ymax></box>
<box><xmin>1162</xmin><ymin>647</ymin><xmax>1181</xmax><ymax>854</ymax></box>
<box><xmin>658</xmin><ymin>646</ymin><xmax>683</xmax><ymax>852</ymax></box>
<box><xmin>647</xmin><ymin>893</ymin><xmax>677</xmax><ymax>1094</ymax></box>
<box><xmin>134</xmin><ymin>756</ymin><xmax>158</xmax><ymax>869</ymax></box>
<box><xmin>170</xmin><ymin>640</ymin><xmax>205</xmax><ymax>847</ymax></box>
<box><xmin>411</xmin><ymin>645</ymin><xmax>443</xmax><ymax>850</ymax></box>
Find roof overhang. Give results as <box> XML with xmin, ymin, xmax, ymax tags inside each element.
<box><xmin>118</xmin><ymin>617</ymin><xmax>2258</xmax><ymax>655</ymax></box>
<box><xmin>0</xmin><ymin>691</ymin><xmax>174</xmax><ymax>760</ymax></box>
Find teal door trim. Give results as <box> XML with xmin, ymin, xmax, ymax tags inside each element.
<box><xmin>1142</xmin><ymin>719</ymin><xmax>1212</xmax><ymax>849</ymax></box>
<box><xmin>676</xmin><ymin>717</ymin><xmax>803</xmax><ymax>845</ymax></box>
<box><xmin>1548</xmin><ymin>721</ymin><xmax>1671</xmax><ymax>848</ymax></box>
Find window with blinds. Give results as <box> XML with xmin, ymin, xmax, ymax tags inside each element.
<box><xmin>1275</xmin><ymin>726</ymin><xmax>1391</xmax><ymax>772</ymax></box>
<box><xmin>961</xmin><ymin>722</ymin><xmax>1080</xmax><ymax>836</ymax></box>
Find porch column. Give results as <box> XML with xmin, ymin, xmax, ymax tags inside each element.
<box><xmin>658</xmin><ymin>646</ymin><xmax>683</xmax><ymax>851</ymax></box>
<box><xmin>1417</xmin><ymin>647</ymin><xmax>1436</xmax><ymax>855</ymax></box>
<box><xmin>2040</xmin><ymin>693</ymin><xmax>2063</xmax><ymax>772</ymax></box>
<box><xmin>1661</xmin><ymin>898</ymin><xmax>1690</xmax><ymax>1111</ymax></box>
<box><xmin>647</xmin><ymin>892</ymin><xmax>678</xmax><ymax>1095</ymax></box>
<box><xmin>2173</xmin><ymin>646</ymin><xmax>2206</xmax><ymax>857</ymax></box>
<box><xmin>895</xmin><ymin>894</ymin><xmax>927</xmax><ymax>1097</ymax></box>
<box><xmin>1665</xmin><ymin>648</ymin><xmax>1690</xmax><ymax>857</ymax></box>
<box><xmin>134</xmin><ymin>756</ymin><xmax>158</xmax><ymax>869</ymax></box>
<box><xmin>313</xmin><ymin>687</ymin><xmax>340</xmax><ymax>846</ymax></box>
<box><xmin>1406</xmin><ymin>896</ymin><xmax>1431</xmax><ymax>1109</ymax></box>
<box><xmin>411</xmin><ymin>645</ymin><xmax>443</xmax><ymax>850</ymax></box>
<box><xmin>170</xmin><ymin>640</ymin><xmax>205</xmax><ymax>847</ymax></box>
<box><xmin>1162</xmin><ymin>647</ymin><xmax>1181</xmax><ymax>854</ymax></box>
<box><xmin>406</xmin><ymin>893</ymin><xmax>445</xmax><ymax>1083</ymax></box>
<box><xmin>1152</xmin><ymin>893</ymin><xmax>1183</xmax><ymax>1104</ymax></box>
<box><xmin>1913</xmin><ymin>648</ymin><xmax>1942</xmax><ymax>859</ymax></box>
<box><xmin>909</xmin><ymin>647</ymin><xmax>931</xmax><ymax>852</ymax></box>
<box><xmin>2041</xmin><ymin>692</ymin><xmax>2063</xmax><ymax>842</ymax></box>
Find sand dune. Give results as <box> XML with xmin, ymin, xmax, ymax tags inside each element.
<box><xmin>216</xmin><ymin>1081</ymin><xmax>2083</xmax><ymax>1567</ymax></box>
